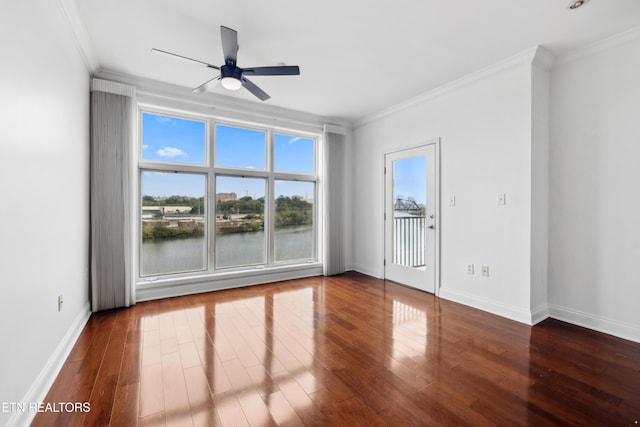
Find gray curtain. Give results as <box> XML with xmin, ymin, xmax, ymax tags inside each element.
<box><xmin>323</xmin><ymin>128</ymin><xmax>346</xmax><ymax>275</ymax></box>
<box><xmin>90</xmin><ymin>79</ymin><xmax>135</xmax><ymax>311</ymax></box>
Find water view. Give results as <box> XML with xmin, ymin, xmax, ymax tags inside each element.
<box><xmin>140</xmin><ymin>173</ymin><xmax>315</xmax><ymax>277</ymax></box>
<box><xmin>141</xmin><ymin>225</ymin><xmax>314</xmax><ymax>276</ymax></box>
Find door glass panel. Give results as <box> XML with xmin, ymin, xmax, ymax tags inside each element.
<box><xmin>392</xmin><ymin>156</ymin><xmax>426</xmax><ymax>268</ymax></box>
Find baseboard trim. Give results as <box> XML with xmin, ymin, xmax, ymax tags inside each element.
<box><xmin>549</xmin><ymin>304</ymin><xmax>640</xmax><ymax>344</ymax></box>
<box><xmin>439</xmin><ymin>287</ymin><xmax>537</xmax><ymax>325</ymax></box>
<box><xmin>7</xmin><ymin>302</ymin><xmax>91</xmax><ymax>427</ymax></box>
<box><xmin>531</xmin><ymin>304</ymin><xmax>550</xmax><ymax>325</ymax></box>
<box><xmin>351</xmin><ymin>264</ymin><xmax>383</xmax><ymax>279</ymax></box>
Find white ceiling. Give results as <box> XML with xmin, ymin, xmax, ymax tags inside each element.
<box><xmin>72</xmin><ymin>0</ymin><xmax>640</xmax><ymax>122</ymax></box>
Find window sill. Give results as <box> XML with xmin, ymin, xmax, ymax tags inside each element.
<box><xmin>136</xmin><ymin>262</ymin><xmax>323</xmax><ymax>302</ymax></box>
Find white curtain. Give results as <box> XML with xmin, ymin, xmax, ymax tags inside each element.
<box><xmin>323</xmin><ymin>126</ymin><xmax>346</xmax><ymax>275</ymax></box>
<box><xmin>90</xmin><ymin>79</ymin><xmax>135</xmax><ymax>311</ymax></box>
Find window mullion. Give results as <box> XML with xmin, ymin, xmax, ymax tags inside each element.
<box><xmin>208</xmin><ymin>118</ymin><xmax>216</xmax><ymax>272</ymax></box>
<box><xmin>139</xmin><ymin>161</ymin><xmax>209</xmax><ymax>174</ymax></box>
<box><xmin>272</xmin><ymin>172</ymin><xmax>318</xmax><ymax>182</ymax></box>
<box><xmin>214</xmin><ymin>167</ymin><xmax>270</xmax><ymax>179</ymax></box>
<box><xmin>267</xmin><ymin>128</ymin><xmax>275</xmax><ymax>265</ymax></box>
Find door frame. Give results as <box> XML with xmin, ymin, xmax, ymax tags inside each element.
<box><xmin>383</xmin><ymin>138</ymin><xmax>440</xmax><ymax>295</ymax></box>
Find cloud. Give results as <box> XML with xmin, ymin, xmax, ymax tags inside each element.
<box><xmin>157</xmin><ymin>146</ymin><xmax>188</xmax><ymax>158</ymax></box>
<box><xmin>155</xmin><ymin>116</ymin><xmax>176</xmax><ymax>125</ymax></box>
<box><xmin>288</xmin><ymin>137</ymin><xmax>302</xmax><ymax>145</ymax></box>
<box><xmin>142</xmin><ymin>144</ymin><xmax>149</xmax><ymax>150</ymax></box>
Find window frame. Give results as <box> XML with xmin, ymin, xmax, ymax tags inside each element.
<box><xmin>136</xmin><ymin>106</ymin><xmax>320</xmax><ymax>286</ymax></box>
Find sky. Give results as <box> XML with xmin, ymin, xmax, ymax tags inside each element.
<box><xmin>141</xmin><ymin>112</ymin><xmax>315</xmax><ymax>199</ymax></box>
<box><xmin>393</xmin><ymin>156</ymin><xmax>427</xmax><ymax>205</ymax></box>
<box><xmin>141</xmin><ymin>112</ymin><xmax>427</xmax><ymax>204</ymax></box>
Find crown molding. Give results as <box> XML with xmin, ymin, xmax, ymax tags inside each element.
<box><xmin>323</xmin><ymin>124</ymin><xmax>349</xmax><ymax>135</ymax></box>
<box><xmin>56</xmin><ymin>0</ymin><xmax>99</xmax><ymax>73</ymax></box>
<box><xmin>354</xmin><ymin>46</ymin><xmax>542</xmax><ymax>128</ymax></box>
<box><xmin>532</xmin><ymin>46</ymin><xmax>555</xmax><ymax>70</ymax></box>
<box><xmin>95</xmin><ymin>69</ymin><xmax>351</xmax><ymax>132</ymax></box>
<box><xmin>555</xmin><ymin>24</ymin><xmax>640</xmax><ymax>66</ymax></box>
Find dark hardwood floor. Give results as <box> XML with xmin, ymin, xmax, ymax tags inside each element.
<box><xmin>32</xmin><ymin>272</ymin><xmax>640</xmax><ymax>426</ymax></box>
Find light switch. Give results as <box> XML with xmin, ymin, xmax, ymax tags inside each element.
<box><xmin>497</xmin><ymin>193</ymin><xmax>506</xmax><ymax>206</ymax></box>
<box><xmin>449</xmin><ymin>195</ymin><xmax>456</xmax><ymax>206</ymax></box>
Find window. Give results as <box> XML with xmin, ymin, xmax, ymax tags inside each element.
<box><xmin>215</xmin><ymin>176</ymin><xmax>266</xmax><ymax>268</ymax></box>
<box><xmin>215</xmin><ymin>124</ymin><xmax>266</xmax><ymax>170</ymax></box>
<box><xmin>274</xmin><ymin>133</ymin><xmax>315</xmax><ymax>174</ymax></box>
<box><xmin>274</xmin><ymin>180</ymin><xmax>315</xmax><ymax>262</ymax></box>
<box><xmin>140</xmin><ymin>171</ymin><xmax>206</xmax><ymax>276</ymax></box>
<box><xmin>138</xmin><ymin>110</ymin><xmax>318</xmax><ymax>280</ymax></box>
<box><xmin>141</xmin><ymin>113</ymin><xmax>206</xmax><ymax>165</ymax></box>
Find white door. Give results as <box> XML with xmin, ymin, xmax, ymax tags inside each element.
<box><xmin>384</xmin><ymin>144</ymin><xmax>437</xmax><ymax>293</ymax></box>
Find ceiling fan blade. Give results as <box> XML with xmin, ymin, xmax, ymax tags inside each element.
<box><xmin>241</xmin><ymin>77</ymin><xmax>270</xmax><ymax>101</ymax></box>
<box><xmin>192</xmin><ymin>75</ymin><xmax>221</xmax><ymax>93</ymax></box>
<box><xmin>151</xmin><ymin>48</ymin><xmax>220</xmax><ymax>70</ymax></box>
<box><xmin>243</xmin><ymin>65</ymin><xmax>300</xmax><ymax>76</ymax></box>
<box><xmin>220</xmin><ymin>26</ymin><xmax>238</xmax><ymax>65</ymax></box>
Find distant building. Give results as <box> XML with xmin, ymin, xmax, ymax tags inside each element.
<box><xmin>141</xmin><ymin>207</ymin><xmax>163</xmax><ymax>218</ymax></box>
<box><xmin>163</xmin><ymin>206</ymin><xmax>192</xmax><ymax>215</ymax></box>
<box><xmin>216</xmin><ymin>192</ymin><xmax>237</xmax><ymax>202</ymax></box>
<box><xmin>141</xmin><ymin>206</ymin><xmax>192</xmax><ymax>218</ymax></box>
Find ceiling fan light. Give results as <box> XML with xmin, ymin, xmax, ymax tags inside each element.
<box><xmin>567</xmin><ymin>0</ymin><xmax>589</xmax><ymax>10</ymax></box>
<box><xmin>221</xmin><ymin>76</ymin><xmax>242</xmax><ymax>91</ymax></box>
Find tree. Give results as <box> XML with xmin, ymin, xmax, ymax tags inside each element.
<box><xmin>142</xmin><ymin>195</ymin><xmax>157</xmax><ymax>206</ymax></box>
<box><xmin>275</xmin><ymin>196</ymin><xmax>312</xmax><ymax>227</ymax></box>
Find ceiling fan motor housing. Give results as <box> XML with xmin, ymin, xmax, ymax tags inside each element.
<box><xmin>221</xmin><ymin>64</ymin><xmax>243</xmax><ymax>81</ymax></box>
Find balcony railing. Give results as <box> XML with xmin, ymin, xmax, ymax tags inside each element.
<box><xmin>393</xmin><ymin>216</ymin><xmax>425</xmax><ymax>268</ymax></box>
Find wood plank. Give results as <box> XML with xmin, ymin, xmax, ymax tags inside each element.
<box><xmin>161</xmin><ymin>351</ymin><xmax>193</xmax><ymax>427</ymax></box>
<box><xmin>139</xmin><ymin>362</ymin><xmax>164</xmax><ymax>418</ymax></box>
<box><xmin>110</xmin><ymin>382</ymin><xmax>140</xmax><ymax>426</ymax></box>
<box><xmin>263</xmin><ymin>390</ymin><xmax>303</xmax><ymax>426</ymax></box>
<box><xmin>183</xmin><ymin>365</ymin><xmax>222</xmax><ymax>427</ymax></box>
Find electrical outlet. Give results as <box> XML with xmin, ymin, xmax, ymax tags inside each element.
<box><xmin>481</xmin><ymin>266</ymin><xmax>489</xmax><ymax>277</ymax></box>
<box><xmin>58</xmin><ymin>295</ymin><xmax>63</xmax><ymax>312</ymax></box>
<box><xmin>467</xmin><ymin>264</ymin><xmax>474</xmax><ymax>274</ymax></box>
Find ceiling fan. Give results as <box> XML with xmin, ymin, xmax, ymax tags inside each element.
<box><xmin>152</xmin><ymin>26</ymin><xmax>300</xmax><ymax>101</ymax></box>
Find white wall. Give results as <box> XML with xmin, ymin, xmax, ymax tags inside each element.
<box><xmin>549</xmin><ymin>33</ymin><xmax>640</xmax><ymax>342</ymax></box>
<box><xmin>353</xmin><ymin>50</ymin><xmax>545</xmax><ymax>323</ymax></box>
<box><xmin>0</xmin><ymin>2</ymin><xmax>90</xmax><ymax>425</ymax></box>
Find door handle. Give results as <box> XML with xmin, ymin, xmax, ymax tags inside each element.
<box><xmin>428</xmin><ymin>224</ymin><xmax>435</xmax><ymax>229</ymax></box>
